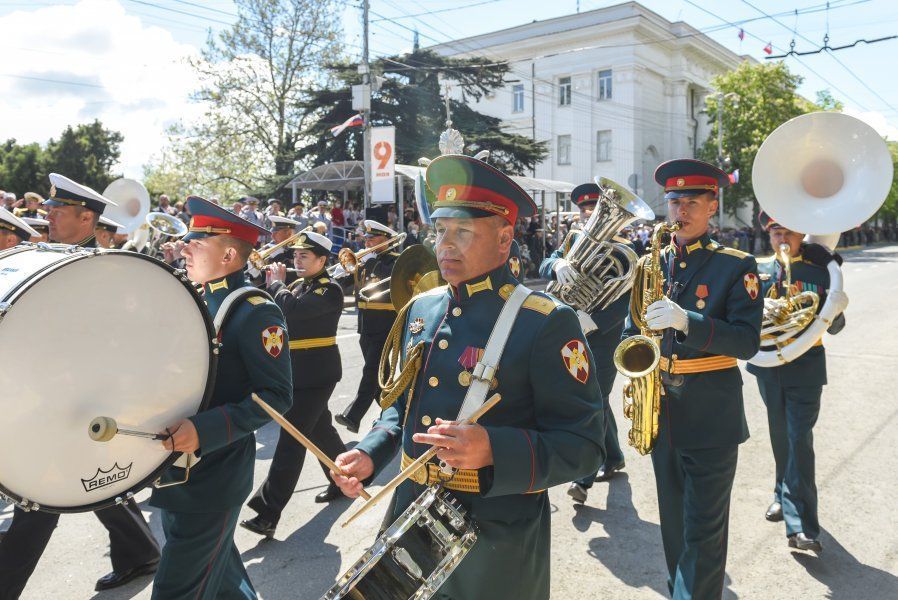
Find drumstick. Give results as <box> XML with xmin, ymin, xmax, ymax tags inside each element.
<box><xmin>341</xmin><ymin>393</ymin><xmax>501</xmax><ymax>528</ymax></box>
<box><xmin>252</xmin><ymin>393</ymin><xmax>371</xmax><ymax>501</ymax></box>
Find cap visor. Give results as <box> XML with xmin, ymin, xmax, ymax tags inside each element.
<box><xmin>664</xmin><ymin>190</ymin><xmax>711</xmax><ymax>200</ymax></box>
<box><xmin>430</xmin><ymin>206</ymin><xmax>495</xmax><ymax>220</ymax></box>
<box><xmin>182</xmin><ymin>231</ymin><xmax>212</xmax><ymax>241</ymax></box>
<box><xmin>41</xmin><ymin>199</ymin><xmax>66</xmax><ymax>208</ymax></box>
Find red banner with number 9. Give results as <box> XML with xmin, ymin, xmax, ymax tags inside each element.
<box><xmin>373</xmin><ymin>141</ymin><xmax>392</xmax><ymax>170</ymax></box>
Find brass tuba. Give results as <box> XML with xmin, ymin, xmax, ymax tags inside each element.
<box><xmin>749</xmin><ymin>112</ymin><xmax>892</xmax><ymax>366</ymax></box>
<box><xmin>546</xmin><ymin>177</ymin><xmax>653</xmax><ymax>313</ymax></box>
<box><xmin>613</xmin><ymin>221</ymin><xmax>680</xmax><ymax>455</ymax></box>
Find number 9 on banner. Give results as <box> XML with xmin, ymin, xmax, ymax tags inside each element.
<box><xmin>374</xmin><ymin>140</ymin><xmax>392</xmax><ymax>170</ymax></box>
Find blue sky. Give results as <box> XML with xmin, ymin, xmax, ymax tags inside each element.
<box><xmin>1</xmin><ymin>0</ymin><xmax>895</xmax><ymax>176</ymax></box>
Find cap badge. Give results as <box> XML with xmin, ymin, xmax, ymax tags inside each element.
<box><xmin>676</xmin><ymin>178</ymin><xmax>685</xmax><ymax>187</ymax></box>
<box><xmin>408</xmin><ymin>318</ymin><xmax>424</xmax><ymax>334</ymax></box>
<box><xmin>49</xmin><ymin>184</ymin><xmax>57</xmax><ymax>198</ymax></box>
<box><xmin>299</xmin><ymin>234</ymin><xmax>306</xmax><ymax>243</ymax></box>
<box><xmin>445</xmin><ymin>187</ymin><xmax>457</xmax><ymax>202</ymax></box>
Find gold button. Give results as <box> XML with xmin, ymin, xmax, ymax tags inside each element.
<box><xmin>421</xmin><ymin>415</ymin><xmax>432</xmax><ymax>426</ymax></box>
<box><xmin>438</xmin><ymin>339</ymin><xmax>448</xmax><ymax>349</ymax></box>
<box><xmin>452</xmin><ymin>307</ymin><xmax>462</xmax><ymax>317</ymax></box>
<box><xmin>679</xmin><ymin>261</ymin><xmax>687</xmax><ymax>268</ymax></box>
<box><xmin>428</xmin><ymin>376</ymin><xmax>439</xmax><ymax>387</ymax></box>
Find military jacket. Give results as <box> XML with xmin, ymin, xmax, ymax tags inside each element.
<box><xmin>353</xmin><ymin>250</ymin><xmax>398</xmax><ymax>336</ymax></box>
<box><xmin>622</xmin><ymin>232</ymin><xmax>763</xmax><ymax>449</ymax></box>
<box><xmin>745</xmin><ymin>249</ymin><xmax>845</xmax><ymax>386</ymax></box>
<box><xmin>77</xmin><ymin>233</ymin><xmax>97</xmax><ymax>248</ymax></box>
<box><xmin>151</xmin><ymin>270</ymin><xmax>293</xmax><ymax>512</ymax></box>
<box><xmin>356</xmin><ymin>263</ymin><xmax>605</xmax><ymax>524</ymax></box>
<box><xmin>269</xmin><ymin>268</ymin><xmax>343</xmax><ymax>388</ymax></box>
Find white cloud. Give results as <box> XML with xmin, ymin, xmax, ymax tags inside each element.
<box><xmin>0</xmin><ymin>0</ymin><xmax>206</xmax><ymax>178</ymax></box>
<box><xmin>843</xmin><ymin>108</ymin><xmax>898</xmax><ymax>142</ymax></box>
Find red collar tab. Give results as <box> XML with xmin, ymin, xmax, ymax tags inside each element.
<box><xmin>189</xmin><ymin>215</ymin><xmax>260</xmax><ymax>245</ymax></box>
<box><xmin>665</xmin><ymin>175</ymin><xmax>719</xmax><ymax>193</ymax></box>
<box><xmin>435</xmin><ymin>184</ymin><xmax>518</xmax><ymax>225</ymax></box>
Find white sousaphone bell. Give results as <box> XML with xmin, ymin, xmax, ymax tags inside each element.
<box><xmin>749</xmin><ymin>111</ymin><xmax>892</xmax><ymax>366</ymax></box>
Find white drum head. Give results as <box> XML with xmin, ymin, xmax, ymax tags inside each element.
<box><xmin>0</xmin><ymin>248</ymin><xmax>214</xmax><ymax>511</ymax></box>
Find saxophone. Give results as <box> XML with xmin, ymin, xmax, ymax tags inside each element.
<box><xmin>612</xmin><ymin>221</ymin><xmax>680</xmax><ymax>455</ymax></box>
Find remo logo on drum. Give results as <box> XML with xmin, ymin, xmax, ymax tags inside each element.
<box><xmin>81</xmin><ymin>463</ymin><xmax>133</xmax><ymax>493</ymax></box>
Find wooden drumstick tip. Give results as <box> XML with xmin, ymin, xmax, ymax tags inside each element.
<box><xmin>88</xmin><ymin>416</ymin><xmax>118</xmax><ymax>442</ymax></box>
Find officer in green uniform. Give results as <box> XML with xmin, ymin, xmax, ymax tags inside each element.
<box><xmin>539</xmin><ymin>183</ymin><xmax>629</xmax><ymax>504</ymax></box>
<box><xmin>745</xmin><ymin>212</ymin><xmax>847</xmax><ymax>553</ymax></box>
<box><xmin>335</xmin><ymin>220</ymin><xmax>401</xmax><ymax>432</ymax></box>
<box><xmin>623</xmin><ymin>159</ymin><xmax>763</xmax><ymax>599</ymax></box>
<box><xmin>330</xmin><ymin>154</ymin><xmax>605</xmax><ymax>600</ymax></box>
<box><xmin>0</xmin><ymin>175</ymin><xmax>161</xmax><ymax>598</ymax></box>
<box><xmin>241</xmin><ymin>230</ymin><xmax>349</xmax><ymax>538</ymax></box>
<box><xmin>150</xmin><ymin>196</ymin><xmax>292</xmax><ymax>599</ymax></box>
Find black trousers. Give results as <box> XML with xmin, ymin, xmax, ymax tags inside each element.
<box><xmin>248</xmin><ymin>383</ymin><xmax>346</xmax><ymax>525</ymax></box>
<box><xmin>0</xmin><ymin>501</ymin><xmax>159</xmax><ymax>599</ymax></box>
<box><xmin>342</xmin><ymin>333</ymin><xmax>388</xmax><ymax>425</ymax></box>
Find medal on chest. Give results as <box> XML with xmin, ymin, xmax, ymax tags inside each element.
<box><xmin>695</xmin><ymin>284</ymin><xmax>709</xmax><ymax>310</ymax></box>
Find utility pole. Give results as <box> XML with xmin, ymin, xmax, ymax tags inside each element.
<box><xmin>716</xmin><ymin>92</ymin><xmax>725</xmax><ymax>229</ymax></box>
<box><xmin>361</xmin><ymin>0</ymin><xmax>371</xmax><ymax>211</ymax></box>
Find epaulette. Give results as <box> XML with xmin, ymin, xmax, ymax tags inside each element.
<box><xmin>246</xmin><ymin>296</ymin><xmax>269</xmax><ymax>306</ymax></box>
<box><xmin>756</xmin><ymin>255</ymin><xmax>776</xmax><ymax>263</ymax></box>
<box><xmin>522</xmin><ymin>293</ymin><xmax>558</xmax><ymax>316</ymax></box>
<box><xmin>12</xmin><ymin>208</ymin><xmax>26</xmax><ymax>217</ymax></box>
<box><xmin>317</xmin><ymin>276</ymin><xmax>331</xmax><ymax>284</ymax></box>
<box><xmin>706</xmin><ymin>242</ymin><xmax>750</xmax><ymax>259</ymax></box>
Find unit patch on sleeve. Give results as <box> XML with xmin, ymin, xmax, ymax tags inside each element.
<box><xmin>743</xmin><ymin>273</ymin><xmax>760</xmax><ymax>300</ymax></box>
<box><xmin>262</xmin><ymin>326</ymin><xmax>285</xmax><ymax>357</ymax></box>
<box><xmin>561</xmin><ymin>339</ymin><xmax>590</xmax><ymax>384</ymax></box>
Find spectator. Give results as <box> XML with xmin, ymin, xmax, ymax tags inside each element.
<box><xmin>174</xmin><ymin>201</ymin><xmax>189</xmax><ymax>225</ymax></box>
<box><xmin>157</xmin><ymin>194</ymin><xmax>173</xmax><ymax>215</ymax></box>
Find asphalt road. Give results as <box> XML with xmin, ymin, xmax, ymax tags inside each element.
<box><xmin>5</xmin><ymin>244</ymin><xmax>898</xmax><ymax>599</ymax></box>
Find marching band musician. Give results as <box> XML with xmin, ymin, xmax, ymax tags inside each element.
<box><xmin>539</xmin><ymin>182</ymin><xmax>629</xmax><ymax>505</ymax></box>
<box><xmin>95</xmin><ymin>216</ymin><xmax>124</xmax><ymax>249</ymax></box>
<box><xmin>0</xmin><ymin>175</ymin><xmax>161</xmax><ymax>598</ymax></box>
<box><xmin>0</xmin><ymin>208</ymin><xmax>40</xmax><ymax>250</ymax></box>
<box><xmin>246</xmin><ymin>214</ymin><xmax>301</xmax><ymax>286</ymax></box>
<box><xmin>12</xmin><ymin>192</ymin><xmax>46</xmax><ymax>219</ymax></box>
<box><xmin>22</xmin><ymin>216</ymin><xmax>50</xmax><ymax>243</ymax></box>
<box><xmin>746</xmin><ymin>213</ymin><xmax>848</xmax><ymax>553</ymax></box>
<box><xmin>627</xmin><ymin>159</ymin><xmax>762</xmax><ymax>599</ymax></box>
<box><xmin>330</xmin><ymin>155</ymin><xmax>605</xmax><ymax>599</ymax></box>
<box><xmin>149</xmin><ymin>196</ymin><xmax>292</xmax><ymax>599</ymax></box>
<box><xmin>241</xmin><ymin>231</ymin><xmax>349</xmax><ymax>538</ymax></box>
<box><xmin>335</xmin><ymin>219</ymin><xmax>401</xmax><ymax>433</ymax></box>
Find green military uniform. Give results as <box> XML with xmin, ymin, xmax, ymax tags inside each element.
<box><xmin>353</xmin><ymin>154</ymin><xmax>605</xmax><ymax>600</ymax></box>
<box><xmin>628</xmin><ymin>159</ymin><xmax>763</xmax><ymax>599</ymax></box>
<box><xmin>150</xmin><ymin>198</ymin><xmax>292</xmax><ymax>599</ymax></box>
<box><xmin>540</xmin><ymin>228</ymin><xmax>628</xmax><ymax>486</ymax></box>
<box><xmin>746</xmin><ymin>245</ymin><xmax>845</xmax><ymax>542</ymax></box>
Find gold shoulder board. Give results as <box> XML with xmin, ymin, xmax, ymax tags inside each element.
<box><xmin>522</xmin><ymin>294</ymin><xmax>557</xmax><ymax>315</ymax></box>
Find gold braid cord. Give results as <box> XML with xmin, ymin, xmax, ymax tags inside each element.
<box><xmin>378</xmin><ymin>301</ymin><xmax>424</xmax><ymax>411</ymax></box>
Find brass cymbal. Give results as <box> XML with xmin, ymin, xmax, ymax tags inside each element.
<box><xmin>390</xmin><ymin>245</ymin><xmax>444</xmax><ymax>309</ymax></box>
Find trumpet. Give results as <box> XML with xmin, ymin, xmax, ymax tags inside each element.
<box><xmin>333</xmin><ymin>233</ymin><xmax>406</xmax><ymax>275</ymax></box>
<box><xmin>248</xmin><ymin>227</ymin><xmax>310</xmax><ymax>271</ymax></box>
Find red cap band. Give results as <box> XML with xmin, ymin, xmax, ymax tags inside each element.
<box><xmin>189</xmin><ymin>215</ymin><xmax>261</xmax><ymax>245</ymax></box>
<box><xmin>435</xmin><ymin>185</ymin><xmax>518</xmax><ymax>225</ymax></box>
<box><xmin>665</xmin><ymin>175</ymin><xmax>718</xmax><ymax>192</ymax></box>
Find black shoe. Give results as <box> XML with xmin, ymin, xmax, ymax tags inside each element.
<box><xmin>567</xmin><ymin>482</ymin><xmax>588</xmax><ymax>504</ymax></box>
<box><xmin>788</xmin><ymin>533</ymin><xmax>822</xmax><ymax>553</ymax></box>
<box><xmin>335</xmin><ymin>413</ymin><xmax>360</xmax><ymax>434</ymax></box>
<box><xmin>594</xmin><ymin>461</ymin><xmax>625</xmax><ymax>482</ymax></box>
<box><xmin>94</xmin><ymin>560</ymin><xmax>159</xmax><ymax>591</ymax></box>
<box><xmin>765</xmin><ymin>501</ymin><xmax>784</xmax><ymax>522</ymax></box>
<box><xmin>315</xmin><ymin>484</ymin><xmax>345</xmax><ymax>503</ymax></box>
<box><xmin>240</xmin><ymin>515</ymin><xmax>276</xmax><ymax>539</ymax></box>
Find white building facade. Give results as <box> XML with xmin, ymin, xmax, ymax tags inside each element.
<box><xmin>433</xmin><ymin>1</ymin><xmax>752</xmax><ymax>223</ymax></box>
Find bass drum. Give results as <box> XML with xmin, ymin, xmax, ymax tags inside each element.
<box><xmin>0</xmin><ymin>244</ymin><xmax>216</xmax><ymax>513</ymax></box>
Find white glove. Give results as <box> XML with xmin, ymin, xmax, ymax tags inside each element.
<box><xmin>826</xmin><ymin>289</ymin><xmax>849</xmax><ymax>315</ymax></box>
<box><xmin>553</xmin><ymin>258</ymin><xmax>577</xmax><ymax>286</ymax></box>
<box><xmin>330</xmin><ymin>264</ymin><xmax>348</xmax><ymax>278</ymax></box>
<box><xmin>576</xmin><ymin>309</ymin><xmax>598</xmax><ymax>336</ymax></box>
<box><xmin>645</xmin><ymin>297</ymin><xmax>689</xmax><ymax>333</ymax></box>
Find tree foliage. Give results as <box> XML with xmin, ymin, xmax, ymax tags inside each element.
<box><xmin>298</xmin><ymin>49</ymin><xmax>547</xmax><ymax>175</ymax></box>
<box><xmin>880</xmin><ymin>141</ymin><xmax>898</xmax><ymax>225</ymax></box>
<box><xmin>0</xmin><ymin>120</ymin><xmax>122</xmax><ymax>196</ymax></box>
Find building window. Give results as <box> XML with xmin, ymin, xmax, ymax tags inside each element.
<box><xmin>559</xmin><ymin>76</ymin><xmax>572</xmax><ymax>106</ymax></box>
<box><xmin>596</xmin><ymin>130</ymin><xmax>612</xmax><ymax>162</ymax></box>
<box><xmin>597</xmin><ymin>69</ymin><xmax>612</xmax><ymax>100</ymax></box>
<box><xmin>557</xmin><ymin>134</ymin><xmax>571</xmax><ymax>165</ymax></box>
<box><xmin>512</xmin><ymin>84</ymin><xmax>524</xmax><ymax>113</ymax></box>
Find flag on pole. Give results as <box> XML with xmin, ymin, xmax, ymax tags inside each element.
<box><xmin>330</xmin><ymin>113</ymin><xmax>364</xmax><ymax>137</ymax></box>
<box><xmin>738</xmin><ymin>29</ymin><xmax>745</xmax><ymax>41</ymax></box>
<box><xmin>729</xmin><ymin>169</ymin><xmax>740</xmax><ymax>184</ymax></box>
<box><xmin>414</xmin><ymin>171</ymin><xmax>434</xmax><ymax>225</ymax></box>
<box><xmin>763</xmin><ymin>42</ymin><xmax>773</xmax><ymax>55</ymax></box>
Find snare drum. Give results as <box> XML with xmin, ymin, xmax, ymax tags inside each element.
<box><xmin>322</xmin><ymin>485</ymin><xmax>476</xmax><ymax>600</ymax></box>
<box><xmin>0</xmin><ymin>243</ymin><xmax>216</xmax><ymax>513</ymax></box>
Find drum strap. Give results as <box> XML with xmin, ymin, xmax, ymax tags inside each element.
<box><xmin>455</xmin><ymin>284</ymin><xmax>531</xmax><ymax>422</ymax></box>
<box><xmin>213</xmin><ymin>286</ymin><xmax>275</xmax><ymax>335</ymax></box>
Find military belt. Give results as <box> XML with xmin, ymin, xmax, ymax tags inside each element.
<box><xmin>289</xmin><ymin>336</ymin><xmax>336</xmax><ymax>350</ymax></box>
<box><xmin>400</xmin><ymin>451</ymin><xmax>545</xmax><ymax>495</ymax></box>
<box><xmin>357</xmin><ymin>301</ymin><xmax>395</xmax><ymax>311</ymax></box>
<box><xmin>660</xmin><ymin>355</ymin><xmax>737</xmax><ymax>374</ymax></box>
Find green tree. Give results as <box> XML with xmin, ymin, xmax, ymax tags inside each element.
<box><xmin>878</xmin><ymin>141</ymin><xmax>898</xmax><ymax>227</ymax></box>
<box><xmin>44</xmin><ymin>120</ymin><xmax>123</xmax><ymax>192</ymax></box>
<box><xmin>0</xmin><ymin>140</ymin><xmax>46</xmax><ymax>197</ymax></box>
<box><xmin>298</xmin><ymin>48</ymin><xmax>547</xmax><ymax>176</ymax></box>
<box><xmin>699</xmin><ymin>62</ymin><xmax>834</xmax><ymax>230</ymax></box>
